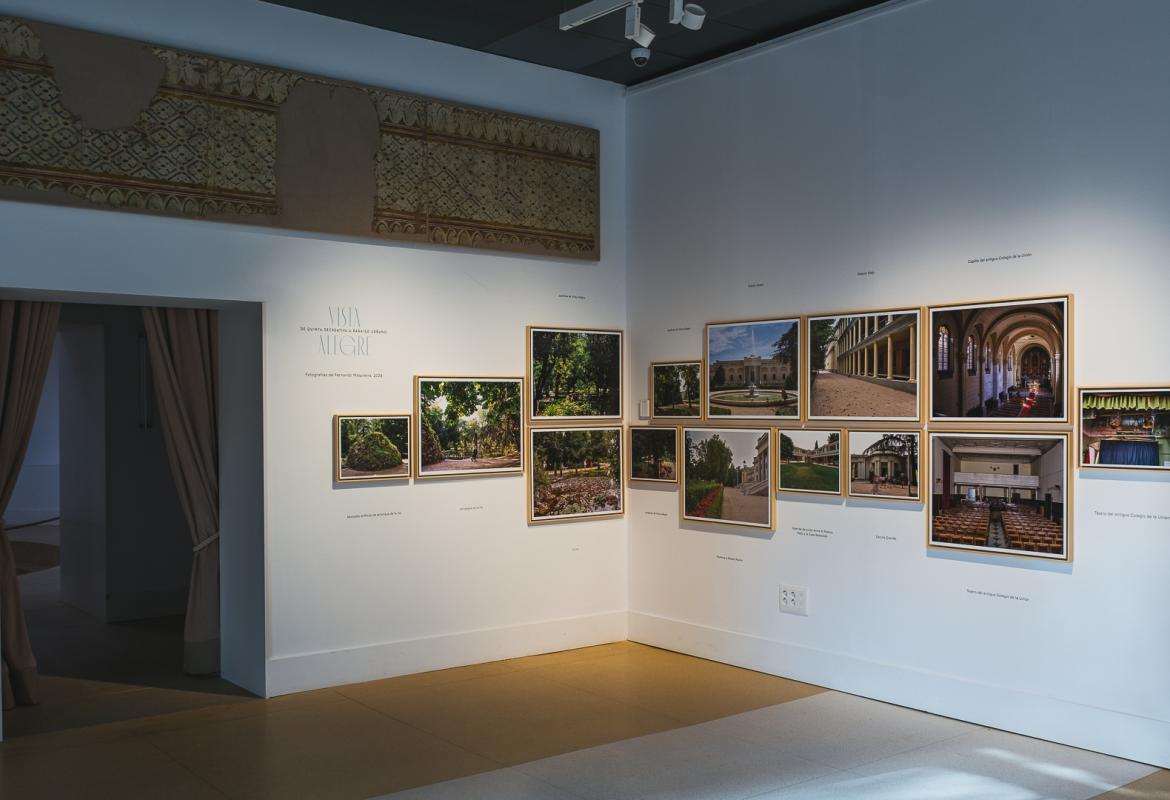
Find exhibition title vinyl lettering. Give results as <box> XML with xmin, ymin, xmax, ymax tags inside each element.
<box><xmin>302</xmin><ymin>306</ymin><xmax>389</xmax><ymax>358</ymax></box>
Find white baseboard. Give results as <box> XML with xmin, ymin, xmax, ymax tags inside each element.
<box><xmin>266</xmin><ymin>610</ymin><xmax>629</xmax><ymax>697</ymax></box>
<box><xmin>629</xmin><ymin>611</ymin><xmax>1170</xmax><ymax>769</ymax></box>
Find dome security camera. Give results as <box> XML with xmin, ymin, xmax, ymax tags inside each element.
<box><xmin>631</xmin><ymin>46</ymin><xmax>651</xmax><ymax>67</ymax></box>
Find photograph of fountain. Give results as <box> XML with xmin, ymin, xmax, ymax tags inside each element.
<box><xmin>705</xmin><ymin>317</ymin><xmax>800</xmax><ymax>418</ymax></box>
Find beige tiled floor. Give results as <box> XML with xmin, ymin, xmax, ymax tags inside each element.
<box><xmin>2</xmin><ymin>641</ymin><xmax>1165</xmax><ymax>800</ymax></box>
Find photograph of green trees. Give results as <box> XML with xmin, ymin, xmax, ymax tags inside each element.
<box><xmin>630</xmin><ymin>427</ymin><xmax>678</xmax><ymax>482</ymax></box>
<box><xmin>651</xmin><ymin>361</ymin><xmax>702</xmax><ymax>418</ymax></box>
<box><xmin>779</xmin><ymin>429</ymin><xmax>842</xmax><ymax>495</ymax></box>
<box><xmin>335</xmin><ymin>415</ymin><xmax>410</xmax><ymax>482</ymax></box>
<box><xmin>417</xmin><ymin>378</ymin><xmax>523</xmax><ymax>477</ymax></box>
<box><xmin>682</xmin><ymin>428</ymin><xmax>773</xmax><ymax>528</ymax></box>
<box><xmin>530</xmin><ymin>427</ymin><xmax>623</xmax><ymax>522</ymax></box>
<box><xmin>530</xmin><ymin>327</ymin><xmax>622</xmax><ymax>418</ymax></box>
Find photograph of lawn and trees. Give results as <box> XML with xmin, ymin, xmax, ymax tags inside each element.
<box><xmin>682</xmin><ymin>428</ymin><xmax>773</xmax><ymax>528</ymax></box>
<box><xmin>652</xmin><ymin>361</ymin><xmax>701</xmax><ymax>418</ymax></box>
<box><xmin>778</xmin><ymin>430</ymin><xmax>842</xmax><ymax>495</ymax></box>
<box><xmin>530</xmin><ymin>328</ymin><xmax>622</xmax><ymax>418</ymax></box>
<box><xmin>706</xmin><ymin>319</ymin><xmax>799</xmax><ymax>418</ymax></box>
<box><xmin>630</xmin><ymin>427</ymin><xmax>678</xmax><ymax>482</ymax></box>
<box><xmin>335</xmin><ymin>415</ymin><xmax>410</xmax><ymax>482</ymax></box>
<box><xmin>530</xmin><ymin>427</ymin><xmax>623</xmax><ymax>522</ymax></box>
<box><xmin>417</xmin><ymin>378</ymin><xmax>522</xmax><ymax>477</ymax></box>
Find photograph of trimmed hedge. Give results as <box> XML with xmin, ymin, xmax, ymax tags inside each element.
<box><xmin>335</xmin><ymin>414</ymin><xmax>410</xmax><ymax>482</ymax></box>
<box><xmin>530</xmin><ymin>427</ymin><xmax>623</xmax><ymax>522</ymax></box>
<box><xmin>529</xmin><ymin>327</ymin><xmax>622</xmax><ymax>418</ymax></box>
<box><xmin>682</xmin><ymin>428</ymin><xmax>773</xmax><ymax>529</ymax></box>
<box><xmin>417</xmin><ymin>377</ymin><xmax>523</xmax><ymax>478</ymax></box>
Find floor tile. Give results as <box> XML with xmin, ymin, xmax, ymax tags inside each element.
<box><xmin>354</xmin><ymin>669</ymin><xmax>683</xmax><ymax>765</ymax></box>
<box><xmin>847</xmin><ymin>727</ymin><xmax>1157</xmax><ymax>800</ymax></box>
<box><xmin>145</xmin><ymin>696</ymin><xmax>498</xmax><ymax>799</ymax></box>
<box><xmin>335</xmin><ymin>659</ymin><xmax>519</xmax><ymax>705</ymax></box>
<box><xmin>698</xmin><ymin>691</ymin><xmax>973</xmax><ymax>769</ymax></box>
<box><xmin>373</xmin><ymin>767</ymin><xmax>584</xmax><ymax>799</ymax></box>
<box><xmin>505</xmin><ymin>641</ymin><xmax>636</xmax><ymax>672</ymax></box>
<box><xmin>1092</xmin><ymin>769</ymin><xmax>1170</xmax><ymax>799</ymax></box>
<box><xmin>529</xmin><ymin>647</ymin><xmax>825</xmax><ymax>725</ymax></box>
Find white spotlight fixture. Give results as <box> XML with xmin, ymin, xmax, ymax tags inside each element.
<box><xmin>669</xmin><ymin>0</ymin><xmax>706</xmax><ymax>30</ymax></box>
<box><xmin>625</xmin><ymin>2</ymin><xmax>655</xmax><ymax>48</ymax></box>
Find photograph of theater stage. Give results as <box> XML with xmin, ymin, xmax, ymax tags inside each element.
<box><xmin>930</xmin><ymin>297</ymin><xmax>1067</xmax><ymax>421</ymax></box>
<box><xmin>809</xmin><ymin>310</ymin><xmax>919</xmax><ymax>420</ymax></box>
<box><xmin>930</xmin><ymin>432</ymin><xmax>1068</xmax><ymax>558</ymax></box>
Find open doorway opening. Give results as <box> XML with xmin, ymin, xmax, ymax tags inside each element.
<box><xmin>2</xmin><ymin>295</ymin><xmax>265</xmax><ymax>738</ymax></box>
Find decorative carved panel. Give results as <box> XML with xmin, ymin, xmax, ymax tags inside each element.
<box><xmin>0</xmin><ymin>17</ymin><xmax>600</xmax><ymax>260</ymax></box>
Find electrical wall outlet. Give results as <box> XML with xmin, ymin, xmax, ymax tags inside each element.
<box><xmin>779</xmin><ymin>584</ymin><xmax>809</xmax><ymax>616</ymax></box>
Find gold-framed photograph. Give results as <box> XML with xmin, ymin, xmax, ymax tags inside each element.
<box><xmin>807</xmin><ymin>308</ymin><xmax>921</xmax><ymax>422</ymax></box>
<box><xmin>629</xmin><ymin>425</ymin><xmax>679</xmax><ymax>483</ymax></box>
<box><xmin>650</xmin><ymin>360</ymin><xmax>702</xmax><ymax>420</ymax></box>
<box><xmin>528</xmin><ymin>426</ymin><xmax>624</xmax><ymax>523</ymax></box>
<box><xmin>333</xmin><ymin>414</ymin><xmax>411</xmax><ymax>483</ymax></box>
<box><xmin>928</xmin><ymin>295</ymin><xmax>1070</xmax><ymax>423</ymax></box>
<box><xmin>1079</xmin><ymin>386</ymin><xmax>1170</xmax><ymax>471</ymax></box>
<box><xmin>414</xmin><ymin>377</ymin><xmax>523</xmax><ymax>479</ymax></box>
<box><xmin>705</xmin><ymin>317</ymin><xmax>800</xmax><ymax>420</ymax></box>
<box><xmin>777</xmin><ymin>428</ymin><xmax>843</xmax><ymax>496</ymax></box>
<box><xmin>928</xmin><ymin>430</ymin><xmax>1070</xmax><ymax>560</ymax></box>
<box><xmin>846</xmin><ymin>430</ymin><xmax>921</xmax><ymax>502</ymax></box>
<box><xmin>528</xmin><ymin>326</ymin><xmax>623</xmax><ymax>421</ymax></box>
<box><xmin>681</xmin><ymin>427</ymin><xmax>774</xmax><ymax>529</ymax></box>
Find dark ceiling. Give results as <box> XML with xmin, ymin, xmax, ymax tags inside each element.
<box><xmin>263</xmin><ymin>0</ymin><xmax>889</xmax><ymax>86</ymax></box>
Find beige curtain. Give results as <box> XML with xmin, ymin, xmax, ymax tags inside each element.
<box><xmin>142</xmin><ymin>307</ymin><xmax>220</xmax><ymax>676</ymax></box>
<box><xmin>0</xmin><ymin>300</ymin><xmax>60</xmax><ymax>708</ymax></box>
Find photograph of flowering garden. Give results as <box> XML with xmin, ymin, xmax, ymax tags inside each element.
<box><xmin>334</xmin><ymin>414</ymin><xmax>411</xmax><ymax>482</ymax></box>
<box><xmin>417</xmin><ymin>377</ymin><xmax>523</xmax><ymax>478</ymax></box>
<box><xmin>530</xmin><ymin>427</ymin><xmax>623</xmax><ymax>522</ymax></box>
<box><xmin>682</xmin><ymin>428</ymin><xmax>773</xmax><ymax>528</ymax></box>
<box><xmin>529</xmin><ymin>327</ymin><xmax>622</xmax><ymax>418</ymax></box>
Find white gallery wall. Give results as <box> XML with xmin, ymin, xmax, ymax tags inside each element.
<box><xmin>626</xmin><ymin>0</ymin><xmax>1170</xmax><ymax>767</ymax></box>
<box><xmin>0</xmin><ymin>0</ymin><xmax>629</xmax><ymax>697</ymax></box>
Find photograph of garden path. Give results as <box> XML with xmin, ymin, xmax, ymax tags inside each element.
<box><xmin>683</xmin><ymin>428</ymin><xmax>773</xmax><ymax>528</ymax></box>
<box><xmin>779</xmin><ymin>430</ymin><xmax>842</xmax><ymax>495</ymax></box>
<box><xmin>335</xmin><ymin>415</ymin><xmax>410</xmax><ymax>482</ymax></box>
<box><xmin>706</xmin><ymin>319</ymin><xmax>799</xmax><ymax>418</ymax></box>
<box><xmin>417</xmin><ymin>378</ymin><xmax>522</xmax><ymax>477</ymax></box>
<box><xmin>652</xmin><ymin>361</ymin><xmax>702</xmax><ymax>418</ymax></box>
<box><xmin>630</xmin><ymin>427</ymin><xmax>678</xmax><ymax>482</ymax></box>
<box><xmin>847</xmin><ymin>431</ymin><xmax>920</xmax><ymax>500</ymax></box>
<box><xmin>808</xmin><ymin>310</ymin><xmax>920</xmax><ymax>420</ymax></box>
<box><xmin>530</xmin><ymin>327</ymin><xmax>622</xmax><ymax>418</ymax></box>
<box><xmin>531</xmin><ymin>427</ymin><xmax>623</xmax><ymax>522</ymax></box>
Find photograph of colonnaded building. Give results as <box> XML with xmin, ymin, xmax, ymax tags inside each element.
<box><xmin>809</xmin><ymin>311</ymin><xmax>919</xmax><ymax>419</ymax></box>
<box><xmin>848</xmin><ymin>431</ymin><xmax>919</xmax><ymax>498</ymax></box>
<box><xmin>930</xmin><ymin>433</ymin><xmax>1067</xmax><ymax>558</ymax></box>
<box><xmin>930</xmin><ymin>298</ymin><xmax>1067</xmax><ymax>420</ymax></box>
<box><xmin>706</xmin><ymin>319</ymin><xmax>799</xmax><ymax>417</ymax></box>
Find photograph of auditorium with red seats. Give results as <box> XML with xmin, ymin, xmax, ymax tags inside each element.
<box><xmin>929</xmin><ymin>432</ymin><xmax>1069</xmax><ymax>559</ymax></box>
<box><xmin>1080</xmin><ymin>387</ymin><xmax>1170</xmax><ymax>471</ymax></box>
<box><xmin>929</xmin><ymin>297</ymin><xmax>1068</xmax><ymax>422</ymax></box>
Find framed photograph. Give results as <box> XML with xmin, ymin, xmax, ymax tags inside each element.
<box><xmin>629</xmin><ymin>426</ymin><xmax>679</xmax><ymax>483</ymax></box>
<box><xmin>650</xmin><ymin>361</ymin><xmax>703</xmax><ymax>419</ymax></box>
<box><xmin>929</xmin><ymin>296</ymin><xmax>1070</xmax><ymax>423</ymax></box>
<box><xmin>929</xmin><ymin>431</ymin><xmax>1070</xmax><ymax>560</ymax></box>
<box><xmin>681</xmin><ymin>427</ymin><xmax>774</xmax><ymax>529</ymax></box>
<box><xmin>1079</xmin><ymin>387</ymin><xmax>1170</xmax><ymax>471</ymax></box>
<box><xmin>808</xmin><ymin>309</ymin><xmax>921</xmax><ymax>421</ymax></box>
<box><xmin>705</xmin><ymin>318</ymin><xmax>800</xmax><ymax>419</ymax></box>
<box><xmin>777</xmin><ymin>429</ymin><xmax>843</xmax><ymax>496</ymax></box>
<box><xmin>334</xmin><ymin>414</ymin><xmax>411</xmax><ymax>482</ymax></box>
<box><xmin>528</xmin><ymin>326</ymin><xmax>622</xmax><ymax>420</ymax></box>
<box><xmin>529</xmin><ymin>427</ymin><xmax>623</xmax><ymax>523</ymax></box>
<box><xmin>414</xmin><ymin>377</ymin><xmax>523</xmax><ymax>478</ymax></box>
<box><xmin>846</xmin><ymin>430</ymin><xmax>921</xmax><ymax>501</ymax></box>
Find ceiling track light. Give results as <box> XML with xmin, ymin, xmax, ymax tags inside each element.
<box><xmin>559</xmin><ymin>0</ymin><xmax>705</xmax><ymax>70</ymax></box>
<box><xmin>670</xmin><ymin>0</ymin><xmax>706</xmax><ymax>30</ymax></box>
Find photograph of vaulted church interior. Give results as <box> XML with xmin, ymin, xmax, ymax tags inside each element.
<box><xmin>930</xmin><ymin>297</ymin><xmax>1068</xmax><ymax>421</ymax></box>
<box><xmin>930</xmin><ymin>432</ymin><xmax>1069</xmax><ymax>559</ymax></box>
<box><xmin>847</xmin><ymin>431</ymin><xmax>920</xmax><ymax>500</ymax></box>
<box><xmin>809</xmin><ymin>310</ymin><xmax>920</xmax><ymax>420</ymax></box>
<box><xmin>706</xmin><ymin>318</ymin><xmax>799</xmax><ymax>418</ymax></box>
<box><xmin>1080</xmin><ymin>388</ymin><xmax>1170</xmax><ymax>470</ymax></box>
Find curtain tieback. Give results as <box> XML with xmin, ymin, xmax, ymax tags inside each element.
<box><xmin>193</xmin><ymin>532</ymin><xmax>220</xmax><ymax>553</ymax></box>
